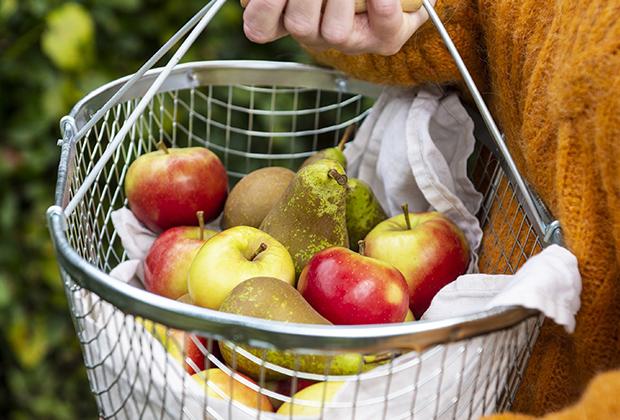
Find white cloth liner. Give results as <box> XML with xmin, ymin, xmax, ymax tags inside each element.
<box><xmin>92</xmin><ymin>87</ymin><xmax>581</xmax><ymax>419</ymax></box>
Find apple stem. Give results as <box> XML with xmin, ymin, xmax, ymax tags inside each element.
<box><xmin>337</xmin><ymin>125</ymin><xmax>355</xmax><ymax>151</ymax></box>
<box><xmin>358</xmin><ymin>240</ymin><xmax>366</xmax><ymax>256</ymax></box>
<box><xmin>402</xmin><ymin>203</ymin><xmax>412</xmax><ymax>230</ymax></box>
<box><xmin>328</xmin><ymin>169</ymin><xmax>348</xmax><ymax>186</ymax></box>
<box><xmin>250</xmin><ymin>243</ymin><xmax>268</xmax><ymax>261</ymax></box>
<box><xmin>196</xmin><ymin>211</ymin><xmax>205</xmax><ymax>241</ymax></box>
<box><xmin>157</xmin><ymin>140</ymin><xmax>170</xmax><ymax>154</ymax></box>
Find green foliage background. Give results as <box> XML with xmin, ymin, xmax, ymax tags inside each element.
<box><xmin>0</xmin><ymin>1</ymin><xmax>305</xmax><ymax>417</ymax></box>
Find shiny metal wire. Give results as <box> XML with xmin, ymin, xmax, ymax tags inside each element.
<box><xmin>47</xmin><ymin>1</ymin><xmax>561</xmax><ymax>419</ymax></box>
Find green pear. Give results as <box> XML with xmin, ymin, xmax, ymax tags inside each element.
<box><xmin>300</xmin><ymin>145</ymin><xmax>346</xmax><ymax>170</ymax></box>
<box><xmin>300</xmin><ymin>126</ymin><xmax>352</xmax><ymax>170</ymax></box>
<box><xmin>218</xmin><ymin>277</ymin><xmax>380</xmax><ymax>380</ymax></box>
<box><xmin>346</xmin><ymin>178</ymin><xmax>387</xmax><ymax>252</ymax></box>
<box><xmin>260</xmin><ymin>159</ymin><xmax>349</xmax><ymax>275</ymax></box>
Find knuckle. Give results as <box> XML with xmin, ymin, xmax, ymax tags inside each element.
<box><xmin>371</xmin><ymin>0</ymin><xmax>400</xmax><ymax>17</ymax></box>
<box><xmin>259</xmin><ymin>0</ymin><xmax>284</xmax><ymax>12</ymax></box>
<box><xmin>243</xmin><ymin>23</ymin><xmax>273</xmax><ymax>44</ymax></box>
<box><xmin>321</xmin><ymin>26</ymin><xmax>349</xmax><ymax>46</ymax></box>
<box><xmin>284</xmin><ymin>14</ymin><xmax>315</xmax><ymax>38</ymax></box>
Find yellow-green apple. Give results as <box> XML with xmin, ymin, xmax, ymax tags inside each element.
<box><xmin>364</xmin><ymin>205</ymin><xmax>470</xmax><ymax>319</ymax></box>
<box><xmin>144</xmin><ymin>212</ymin><xmax>217</xmax><ymax>300</ymax></box>
<box><xmin>297</xmin><ymin>246</ymin><xmax>409</xmax><ymax>325</ymax></box>
<box><xmin>125</xmin><ymin>141</ymin><xmax>228</xmax><ymax>232</ymax></box>
<box><xmin>276</xmin><ymin>381</ymin><xmax>344</xmax><ymax>416</ymax></box>
<box><xmin>192</xmin><ymin>368</ymin><xmax>273</xmax><ymax>412</ymax></box>
<box><xmin>404</xmin><ymin>309</ymin><xmax>415</xmax><ymax>322</ymax></box>
<box><xmin>188</xmin><ymin>226</ymin><xmax>295</xmax><ymax>309</ymax></box>
<box><xmin>264</xmin><ymin>379</ymin><xmax>317</xmax><ymax>409</ymax></box>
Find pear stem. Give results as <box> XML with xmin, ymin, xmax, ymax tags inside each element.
<box><xmin>402</xmin><ymin>203</ymin><xmax>412</xmax><ymax>230</ymax></box>
<box><xmin>337</xmin><ymin>125</ymin><xmax>355</xmax><ymax>151</ymax></box>
<box><xmin>157</xmin><ymin>140</ymin><xmax>169</xmax><ymax>154</ymax></box>
<box><xmin>358</xmin><ymin>240</ymin><xmax>366</xmax><ymax>256</ymax></box>
<box><xmin>250</xmin><ymin>243</ymin><xmax>268</xmax><ymax>261</ymax></box>
<box><xmin>328</xmin><ymin>169</ymin><xmax>348</xmax><ymax>186</ymax></box>
<box><xmin>196</xmin><ymin>211</ymin><xmax>205</xmax><ymax>241</ymax></box>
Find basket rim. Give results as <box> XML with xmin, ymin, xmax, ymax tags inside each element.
<box><xmin>48</xmin><ymin>60</ymin><xmax>556</xmax><ymax>352</ymax></box>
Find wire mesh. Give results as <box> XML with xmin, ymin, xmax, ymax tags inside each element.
<box><xmin>56</xmin><ymin>75</ymin><xmax>545</xmax><ymax>419</ymax></box>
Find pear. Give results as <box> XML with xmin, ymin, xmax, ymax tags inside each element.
<box><xmin>218</xmin><ymin>277</ymin><xmax>380</xmax><ymax>380</ymax></box>
<box><xmin>300</xmin><ymin>125</ymin><xmax>353</xmax><ymax>170</ymax></box>
<box><xmin>260</xmin><ymin>159</ymin><xmax>349</xmax><ymax>275</ymax></box>
<box><xmin>346</xmin><ymin>178</ymin><xmax>387</xmax><ymax>252</ymax></box>
<box><xmin>222</xmin><ymin>167</ymin><xmax>295</xmax><ymax>229</ymax></box>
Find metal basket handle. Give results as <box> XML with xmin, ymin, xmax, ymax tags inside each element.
<box><xmin>59</xmin><ymin>0</ymin><xmax>560</xmax><ymax>241</ymax></box>
<box><xmin>61</xmin><ymin>0</ymin><xmax>228</xmax><ymax>218</ymax></box>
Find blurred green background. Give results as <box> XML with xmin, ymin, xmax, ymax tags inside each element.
<box><xmin>0</xmin><ymin>1</ymin><xmax>305</xmax><ymax>417</ymax></box>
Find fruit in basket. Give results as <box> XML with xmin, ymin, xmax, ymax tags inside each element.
<box><xmin>346</xmin><ymin>178</ymin><xmax>387</xmax><ymax>252</ymax></box>
<box><xmin>297</xmin><ymin>246</ymin><xmax>409</xmax><ymax>324</ymax></box>
<box><xmin>218</xmin><ymin>277</ymin><xmax>381</xmax><ymax>380</ymax></box>
<box><xmin>138</xmin><ymin>316</ymin><xmax>220</xmax><ymax>374</ymax></box>
<box><xmin>364</xmin><ymin>205</ymin><xmax>470</xmax><ymax>319</ymax></box>
<box><xmin>188</xmin><ymin>226</ymin><xmax>295</xmax><ymax>309</ymax></box>
<box><xmin>221</xmin><ymin>167</ymin><xmax>295</xmax><ymax>229</ymax></box>
<box><xmin>125</xmin><ymin>142</ymin><xmax>228</xmax><ymax>232</ymax></box>
<box><xmin>144</xmin><ymin>212</ymin><xmax>216</xmax><ymax>300</ymax></box>
<box><xmin>264</xmin><ymin>378</ymin><xmax>317</xmax><ymax>409</ymax></box>
<box><xmin>276</xmin><ymin>381</ymin><xmax>344</xmax><ymax>416</ymax></box>
<box><xmin>404</xmin><ymin>309</ymin><xmax>415</xmax><ymax>322</ymax></box>
<box><xmin>191</xmin><ymin>368</ymin><xmax>274</xmax><ymax>412</ymax></box>
<box><xmin>260</xmin><ymin>159</ymin><xmax>349</xmax><ymax>275</ymax></box>
<box><xmin>300</xmin><ymin>125</ymin><xmax>352</xmax><ymax>170</ymax></box>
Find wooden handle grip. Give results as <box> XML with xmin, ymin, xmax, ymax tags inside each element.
<box><xmin>240</xmin><ymin>0</ymin><xmax>423</xmax><ymax>13</ymax></box>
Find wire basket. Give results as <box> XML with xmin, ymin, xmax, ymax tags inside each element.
<box><xmin>47</xmin><ymin>1</ymin><xmax>563</xmax><ymax>419</ymax></box>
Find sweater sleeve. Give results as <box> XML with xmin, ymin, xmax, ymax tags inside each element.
<box><xmin>483</xmin><ymin>369</ymin><xmax>620</xmax><ymax>420</ymax></box>
<box><xmin>308</xmin><ymin>0</ymin><xmax>485</xmax><ymax>89</ymax></box>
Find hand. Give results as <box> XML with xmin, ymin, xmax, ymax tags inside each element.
<box><xmin>242</xmin><ymin>0</ymin><xmax>434</xmax><ymax>56</ymax></box>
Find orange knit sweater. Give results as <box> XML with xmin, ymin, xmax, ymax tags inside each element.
<box><xmin>311</xmin><ymin>0</ymin><xmax>620</xmax><ymax>417</ymax></box>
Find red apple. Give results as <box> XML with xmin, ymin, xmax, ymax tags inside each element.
<box><xmin>144</xmin><ymin>212</ymin><xmax>216</xmax><ymax>300</ymax></box>
<box><xmin>364</xmin><ymin>205</ymin><xmax>470</xmax><ymax>319</ymax></box>
<box><xmin>184</xmin><ymin>334</ymin><xmax>226</xmax><ymax>374</ymax></box>
<box><xmin>125</xmin><ymin>141</ymin><xmax>228</xmax><ymax>232</ymax></box>
<box><xmin>297</xmin><ymin>247</ymin><xmax>409</xmax><ymax>325</ymax></box>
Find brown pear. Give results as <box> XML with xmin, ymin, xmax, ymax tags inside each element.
<box><xmin>222</xmin><ymin>167</ymin><xmax>295</xmax><ymax>229</ymax></box>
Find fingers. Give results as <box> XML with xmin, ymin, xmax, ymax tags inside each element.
<box><xmin>242</xmin><ymin>0</ymin><xmax>433</xmax><ymax>55</ymax></box>
<box><xmin>243</xmin><ymin>0</ymin><xmax>288</xmax><ymax>44</ymax></box>
<box><xmin>320</xmin><ymin>0</ymin><xmax>356</xmax><ymax>48</ymax></box>
<box><xmin>347</xmin><ymin>0</ymin><xmax>431</xmax><ymax>55</ymax></box>
<box><xmin>367</xmin><ymin>0</ymin><xmax>404</xmax><ymax>37</ymax></box>
<box><xmin>283</xmin><ymin>0</ymin><xmax>324</xmax><ymax>46</ymax></box>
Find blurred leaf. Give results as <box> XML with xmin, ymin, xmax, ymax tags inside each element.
<box><xmin>0</xmin><ymin>0</ymin><xmax>17</xmax><ymax>21</ymax></box>
<box><xmin>0</xmin><ymin>273</ymin><xmax>10</xmax><ymax>309</ymax></box>
<box><xmin>41</xmin><ymin>3</ymin><xmax>94</xmax><ymax>71</ymax></box>
<box><xmin>8</xmin><ymin>311</ymin><xmax>50</xmax><ymax>369</ymax></box>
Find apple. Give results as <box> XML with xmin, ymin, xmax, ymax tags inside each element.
<box><xmin>188</xmin><ymin>226</ymin><xmax>296</xmax><ymax>309</ymax></box>
<box><xmin>276</xmin><ymin>381</ymin><xmax>344</xmax><ymax>416</ymax></box>
<box><xmin>404</xmin><ymin>309</ymin><xmax>415</xmax><ymax>322</ymax></box>
<box><xmin>144</xmin><ymin>211</ymin><xmax>217</xmax><ymax>300</ymax></box>
<box><xmin>364</xmin><ymin>205</ymin><xmax>470</xmax><ymax>319</ymax></box>
<box><xmin>297</xmin><ymin>246</ymin><xmax>409</xmax><ymax>325</ymax></box>
<box><xmin>192</xmin><ymin>368</ymin><xmax>273</xmax><ymax>412</ymax></box>
<box><xmin>125</xmin><ymin>141</ymin><xmax>228</xmax><ymax>232</ymax></box>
